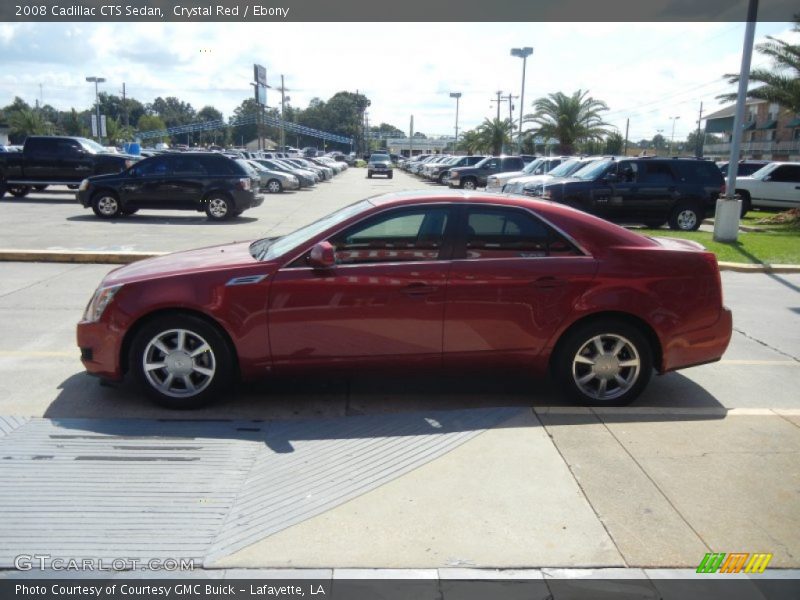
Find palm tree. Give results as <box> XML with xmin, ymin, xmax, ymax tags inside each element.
<box><xmin>476</xmin><ymin>118</ymin><xmax>512</xmax><ymax>155</ymax></box>
<box><xmin>8</xmin><ymin>108</ymin><xmax>47</xmax><ymax>138</ymax></box>
<box><xmin>718</xmin><ymin>15</ymin><xmax>800</xmax><ymax>113</ymax></box>
<box><xmin>458</xmin><ymin>129</ymin><xmax>483</xmax><ymax>154</ymax></box>
<box><xmin>523</xmin><ymin>90</ymin><xmax>611</xmax><ymax>155</ymax></box>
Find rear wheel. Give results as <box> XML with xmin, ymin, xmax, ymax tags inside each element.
<box><xmin>91</xmin><ymin>191</ymin><xmax>121</xmax><ymax>218</ymax></box>
<box><xmin>668</xmin><ymin>203</ymin><xmax>702</xmax><ymax>231</ymax></box>
<box><xmin>438</xmin><ymin>173</ymin><xmax>447</xmax><ymax>185</ymax></box>
<box><xmin>266</xmin><ymin>179</ymin><xmax>283</xmax><ymax>194</ymax></box>
<box><xmin>737</xmin><ymin>190</ymin><xmax>752</xmax><ymax>218</ymax></box>
<box><xmin>9</xmin><ymin>185</ymin><xmax>30</xmax><ymax>197</ymax></box>
<box><xmin>554</xmin><ymin>319</ymin><xmax>653</xmax><ymax>406</ymax></box>
<box><xmin>205</xmin><ymin>194</ymin><xmax>233</xmax><ymax>221</ymax></box>
<box><xmin>130</xmin><ymin>314</ymin><xmax>234</xmax><ymax>409</ymax></box>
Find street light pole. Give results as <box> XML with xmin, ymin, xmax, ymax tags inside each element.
<box><xmin>85</xmin><ymin>76</ymin><xmax>106</xmax><ymax>144</ymax></box>
<box><xmin>669</xmin><ymin>116</ymin><xmax>680</xmax><ymax>155</ymax></box>
<box><xmin>449</xmin><ymin>92</ymin><xmax>461</xmax><ymax>153</ymax></box>
<box><xmin>511</xmin><ymin>47</ymin><xmax>533</xmax><ymax>153</ymax></box>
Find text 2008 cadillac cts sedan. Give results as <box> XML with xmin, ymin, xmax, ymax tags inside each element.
<box><xmin>77</xmin><ymin>190</ymin><xmax>732</xmax><ymax>409</ymax></box>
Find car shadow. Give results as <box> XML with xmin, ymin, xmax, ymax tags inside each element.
<box><xmin>1</xmin><ymin>195</ymin><xmax>78</xmax><ymax>205</ymax></box>
<box><xmin>65</xmin><ymin>215</ymin><xmax>259</xmax><ymax>225</ymax></box>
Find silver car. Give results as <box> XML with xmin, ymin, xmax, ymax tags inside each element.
<box><xmin>244</xmin><ymin>159</ymin><xmax>300</xmax><ymax>193</ymax></box>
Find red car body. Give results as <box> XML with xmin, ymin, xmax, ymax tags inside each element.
<box><xmin>77</xmin><ymin>190</ymin><xmax>732</xmax><ymax>406</ymax></box>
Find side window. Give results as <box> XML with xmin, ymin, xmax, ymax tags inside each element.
<box><xmin>504</xmin><ymin>158</ymin><xmax>524</xmax><ymax>171</ymax></box>
<box><xmin>24</xmin><ymin>139</ymin><xmax>50</xmax><ymax>154</ymax></box>
<box><xmin>483</xmin><ymin>158</ymin><xmax>500</xmax><ymax>170</ymax></box>
<box><xmin>135</xmin><ymin>157</ymin><xmax>170</xmax><ymax>177</ymax></box>
<box><xmin>468</xmin><ymin>156</ymin><xmax>483</xmax><ymax>165</ymax></box>
<box><xmin>640</xmin><ymin>162</ymin><xmax>675</xmax><ymax>184</ymax></box>
<box><xmin>171</xmin><ymin>157</ymin><xmax>208</xmax><ymax>176</ymax></box>
<box><xmin>770</xmin><ymin>166</ymin><xmax>800</xmax><ymax>183</ymax></box>
<box><xmin>616</xmin><ymin>161</ymin><xmax>639</xmax><ymax>183</ymax></box>
<box><xmin>464</xmin><ymin>208</ymin><xmax>579</xmax><ymax>259</ymax></box>
<box><xmin>331</xmin><ymin>207</ymin><xmax>450</xmax><ymax>265</ymax></box>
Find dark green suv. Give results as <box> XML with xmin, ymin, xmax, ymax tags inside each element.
<box><xmin>540</xmin><ymin>157</ymin><xmax>724</xmax><ymax>231</ymax></box>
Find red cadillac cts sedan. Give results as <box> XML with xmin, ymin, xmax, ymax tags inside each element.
<box><xmin>77</xmin><ymin>190</ymin><xmax>732</xmax><ymax>409</ymax></box>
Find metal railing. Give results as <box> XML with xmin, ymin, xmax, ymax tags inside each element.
<box><xmin>704</xmin><ymin>140</ymin><xmax>800</xmax><ymax>154</ymax></box>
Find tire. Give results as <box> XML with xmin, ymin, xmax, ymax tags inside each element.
<box><xmin>643</xmin><ymin>220</ymin><xmax>666</xmax><ymax>229</ymax></box>
<box><xmin>553</xmin><ymin>319</ymin><xmax>653</xmax><ymax>406</ymax></box>
<box><xmin>121</xmin><ymin>208</ymin><xmax>139</xmax><ymax>216</ymax></box>
<box><xmin>367</xmin><ymin>172</ymin><xmax>373</xmax><ymax>179</ymax></box>
<box><xmin>9</xmin><ymin>185</ymin><xmax>30</xmax><ymax>198</ymax></box>
<box><xmin>438</xmin><ymin>173</ymin><xmax>447</xmax><ymax>185</ymax></box>
<box><xmin>668</xmin><ymin>203</ymin><xmax>702</xmax><ymax>231</ymax></box>
<box><xmin>388</xmin><ymin>172</ymin><xmax>393</xmax><ymax>179</ymax></box>
<box><xmin>737</xmin><ymin>190</ymin><xmax>751</xmax><ymax>218</ymax></box>
<box><xmin>67</xmin><ymin>185</ymin><xmax>79</xmax><ymax>190</ymax></box>
<box><xmin>266</xmin><ymin>179</ymin><xmax>283</xmax><ymax>194</ymax></box>
<box><xmin>91</xmin><ymin>191</ymin><xmax>121</xmax><ymax>218</ymax></box>
<box><xmin>33</xmin><ymin>185</ymin><xmax>48</xmax><ymax>191</ymax></box>
<box><xmin>461</xmin><ymin>178</ymin><xmax>477</xmax><ymax>190</ymax></box>
<box><xmin>0</xmin><ymin>181</ymin><xmax>6</xmax><ymax>200</ymax></box>
<box><xmin>130</xmin><ymin>314</ymin><xmax>234</xmax><ymax>409</ymax></box>
<box><xmin>204</xmin><ymin>194</ymin><xmax>233</xmax><ymax>221</ymax></box>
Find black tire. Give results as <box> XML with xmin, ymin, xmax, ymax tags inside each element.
<box><xmin>33</xmin><ymin>185</ymin><xmax>48</xmax><ymax>191</ymax></box>
<box><xmin>91</xmin><ymin>191</ymin><xmax>121</xmax><ymax>218</ymax></box>
<box><xmin>438</xmin><ymin>173</ymin><xmax>447</xmax><ymax>185</ymax></box>
<box><xmin>266</xmin><ymin>179</ymin><xmax>283</xmax><ymax>194</ymax></box>
<box><xmin>204</xmin><ymin>194</ymin><xmax>233</xmax><ymax>221</ymax></box>
<box><xmin>67</xmin><ymin>184</ymin><xmax>79</xmax><ymax>190</ymax></box>
<box><xmin>0</xmin><ymin>181</ymin><xmax>6</xmax><ymax>200</ymax></box>
<box><xmin>461</xmin><ymin>178</ymin><xmax>477</xmax><ymax>190</ymax></box>
<box><xmin>121</xmin><ymin>207</ymin><xmax>139</xmax><ymax>216</ymax></box>
<box><xmin>553</xmin><ymin>318</ymin><xmax>653</xmax><ymax>406</ymax></box>
<box><xmin>367</xmin><ymin>172</ymin><xmax>373</xmax><ymax>179</ymax></box>
<box><xmin>388</xmin><ymin>172</ymin><xmax>393</xmax><ymax>179</ymax></box>
<box><xmin>737</xmin><ymin>190</ymin><xmax>752</xmax><ymax>218</ymax></box>
<box><xmin>9</xmin><ymin>185</ymin><xmax>30</xmax><ymax>197</ymax></box>
<box><xmin>668</xmin><ymin>203</ymin><xmax>702</xmax><ymax>231</ymax></box>
<box><xmin>643</xmin><ymin>220</ymin><xmax>666</xmax><ymax>229</ymax></box>
<box><xmin>130</xmin><ymin>313</ymin><xmax>234</xmax><ymax>409</ymax></box>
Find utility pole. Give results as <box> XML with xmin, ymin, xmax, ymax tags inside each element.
<box><xmin>277</xmin><ymin>75</ymin><xmax>290</xmax><ymax>150</ymax></box>
<box><xmin>503</xmin><ymin>93</ymin><xmax>518</xmax><ymax>154</ymax></box>
<box><xmin>695</xmin><ymin>101</ymin><xmax>704</xmax><ymax>158</ymax></box>
<box><xmin>490</xmin><ymin>91</ymin><xmax>503</xmax><ymax>121</ymax></box>
<box><xmin>624</xmin><ymin>118</ymin><xmax>629</xmax><ymax>156</ymax></box>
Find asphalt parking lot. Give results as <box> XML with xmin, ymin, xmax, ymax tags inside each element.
<box><xmin>0</xmin><ymin>167</ymin><xmax>798</xmax><ymax>571</ymax></box>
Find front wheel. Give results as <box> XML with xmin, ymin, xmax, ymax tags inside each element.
<box><xmin>205</xmin><ymin>195</ymin><xmax>233</xmax><ymax>221</ymax></box>
<box><xmin>91</xmin><ymin>192</ymin><xmax>121</xmax><ymax>218</ymax></box>
<box><xmin>553</xmin><ymin>319</ymin><xmax>653</xmax><ymax>406</ymax></box>
<box><xmin>388</xmin><ymin>172</ymin><xmax>393</xmax><ymax>179</ymax></box>
<box><xmin>9</xmin><ymin>185</ymin><xmax>30</xmax><ymax>197</ymax></box>
<box><xmin>668</xmin><ymin>204</ymin><xmax>702</xmax><ymax>231</ymax></box>
<box><xmin>130</xmin><ymin>314</ymin><xmax>234</xmax><ymax>409</ymax></box>
<box><xmin>266</xmin><ymin>179</ymin><xmax>283</xmax><ymax>194</ymax></box>
<box><xmin>461</xmin><ymin>178</ymin><xmax>477</xmax><ymax>190</ymax></box>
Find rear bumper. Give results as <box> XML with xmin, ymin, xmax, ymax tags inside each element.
<box><xmin>661</xmin><ymin>306</ymin><xmax>733</xmax><ymax>373</ymax></box>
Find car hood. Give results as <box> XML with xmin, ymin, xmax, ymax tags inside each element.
<box><xmin>87</xmin><ymin>171</ymin><xmax>124</xmax><ymax>183</ymax></box>
<box><xmin>507</xmin><ymin>173</ymin><xmax>555</xmax><ymax>186</ymax></box>
<box><xmin>101</xmin><ymin>241</ymin><xmax>273</xmax><ymax>285</ymax></box>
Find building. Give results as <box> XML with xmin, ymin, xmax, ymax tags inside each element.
<box><xmin>703</xmin><ymin>99</ymin><xmax>800</xmax><ymax>161</ymax></box>
<box><xmin>384</xmin><ymin>137</ymin><xmax>455</xmax><ymax>157</ymax></box>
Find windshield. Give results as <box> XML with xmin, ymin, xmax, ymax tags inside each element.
<box><xmin>547</xmin><ymin>159</ymin><xmax>581</xmax><ymax>177</ymax></box>
<box><xmin>573</xmin><ymin>159</ymin><xmax>613</xmax><ymax>180</ymax></box>
<box><xmin>370</xmin><ymin>154</ymin><xmax>390</xmax><ymax>161</ymax></box>
<box><xmin>748</xmin><ymin>163</ymin><xmax>775</xmax><ymax>179</ymax></box>
<box><xmin>77</xmin><ymin>138</ymin><xmax>108</xmax><ymax>154</ymax></box>
<box><xmin>522</xmin><ymin>158</ymin><xmax>545</xmax><ymax>174</ymax></box>
<box><xmin>252</xmin><ymin>199</ymin><xmax>373</xmax><ymax>261</ymax></box>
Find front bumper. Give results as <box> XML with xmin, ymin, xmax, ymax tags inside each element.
<box><xmin>77</xmin><ymin>319</ymin><xmax>124</xmax><ymax>381</ymax></box>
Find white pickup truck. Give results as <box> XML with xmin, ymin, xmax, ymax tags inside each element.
<box><xmin>735</xmin><ymin>162</ymin><xmax>800</xmax><ymax>216</ymax></box>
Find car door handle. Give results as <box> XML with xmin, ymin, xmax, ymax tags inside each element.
<box><xmin>402</xmin><ymin>283</ymin><xmax>437</xmax><ymax>297</ymax></box>
<box><xmin>531</xmin><ymin>277</ymin><xmax>567</xmax><ymax>290</ymax></box>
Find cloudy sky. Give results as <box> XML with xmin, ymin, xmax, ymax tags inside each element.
<box><xmin>0</xmin><ymin>21</ymin><xmax>795</xmax><ymax>143</ymax></box>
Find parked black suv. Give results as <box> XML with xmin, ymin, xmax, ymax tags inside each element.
<box><xmin>77</xmin><ymin>152</ymin><xmax>262</xmax><ymax>221</ymax></box>
<box><xmin>539</xmin><ymin>157</ymin><xmax>724</xmax><ymax>230</ymax></box>
<box><xmin>448</xmin><ymin>155</ymin><xmax>527</xmax><ymax>190</ymax></box>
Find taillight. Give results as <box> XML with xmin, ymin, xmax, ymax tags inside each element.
<box><xmin>701</xmin><ymin>251</ymin><xmax>724</xmax><ymax>306</ymax></box>
<box><xmin>237</xmin><ymin>177</ymin><xmax>251</xmax><ymax>191</ymax></box>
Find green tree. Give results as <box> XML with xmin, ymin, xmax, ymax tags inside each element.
<box><xmin>523</xmin><ymin>89</ymin><xmax>611</xmax><ymax>155</ymax></box>
<box><xmin>604</xmin><ymin>131</ymin><xmax>624</xmax><ymax>155</ymax></box>
<box><xmin>717</xmin><ymin>15</ymin><xmax>800</xmax><ymax>114</ymax></box>
<box><xmin>476</xmin><ymin>118</ymin><xmax>512</xmax><ymax>155</ymax></box>
<box><xmin>458</xmin><ymin>129</ymin><xmax>483</xmax><ymax>154</ymax></box>
<box><xmin>137</xmin><ymin>114</ymin><xmax>167</xmax><ymax>144</ymax></box>
<box><xmin>61</xmin><ymin>109</ymin><xmax>88</xmax><ymax>137</ymax></box>
<box><xmin>8</xmin><ymin>108</ymin><xmax>47</xmax><ymax>140</ymax></box>
<box><xmin>652</xmin><ymin>133</ymin><xmax>667</xmax><ymax>151</ymax></box>
<box><xmin>196</xmin><ymin>105</ymin><xmax>225</xmax><ymax>146</ymax></box>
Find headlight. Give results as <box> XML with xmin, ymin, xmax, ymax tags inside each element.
<box><xmin>82</xmin><ymin>284</ymin><xmax>122</xmax><ymax>323</ymax></box>
<box><xmin>78</xmin><ymin>179</ymin><xmax>90</xmax><ymax>192</ymax></box>
<box><xmin>290</xmin><ymin>175</ymin><xmax>298</xmax><ymax>183</ymax></box>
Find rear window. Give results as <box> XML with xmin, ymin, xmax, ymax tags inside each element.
<box><xmin>206</xmin><ymin>155</ymin><xmax>243</xmax><ymax>175</ymax></box>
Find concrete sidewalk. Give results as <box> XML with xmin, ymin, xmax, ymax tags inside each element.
<box><xmin>1</xmin><ymin>407</ymin><xmax>798</xmax><ymax>570</ymax></box>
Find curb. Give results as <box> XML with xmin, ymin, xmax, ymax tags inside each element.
<box><xmin>0</xmin><ymin>250</ymin><xmax>799</xmax><ymax>273</ymax></box>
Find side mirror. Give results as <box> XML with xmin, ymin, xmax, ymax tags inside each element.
<box><xmin>309</xmin><ymin>241</ymin><xmax>336</xmax><ymax>269</ymax></box>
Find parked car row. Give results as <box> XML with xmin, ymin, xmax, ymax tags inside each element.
<box><xmin>402</xmin><ymin>153</ymin><xmax>540</xmax><ymax>189</ymax></box>
<box><xmin>725</xmin><ymin>160</ymin><xmax>800</xmax><ymax>216</ymax></box>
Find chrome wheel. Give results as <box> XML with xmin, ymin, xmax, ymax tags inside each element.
<box><xmin>96</xmin><ymin>196</ymin><xmax>119</xmax><ymax>216</ymax></box>
<box><xmin>142</xmin><ymin>328</ymin><xmax>216</xmax><ymax>399</ymax></box>
<box><xmin>462</xmin><ymin>179</ymin><xmax>476</xmax><ymax>190</ymax></box>
<box><xmin>675</xmin><ymin>209</ymin><xmax>698</xmax><ymax>231</ymax></box>
<box><xmin>267</xmin><ymin>179</ymin><xmax>282</xmax><ymax>193</ymax></box>
<box><xmin>207</xmin><ymin>198</ymin><xmax>228</xmax><ymax>219</ymax></box>
<box><xmin>571</xmin><ymin>333</ymin><xmax>641</xmax><ymax>402</ymax></box>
